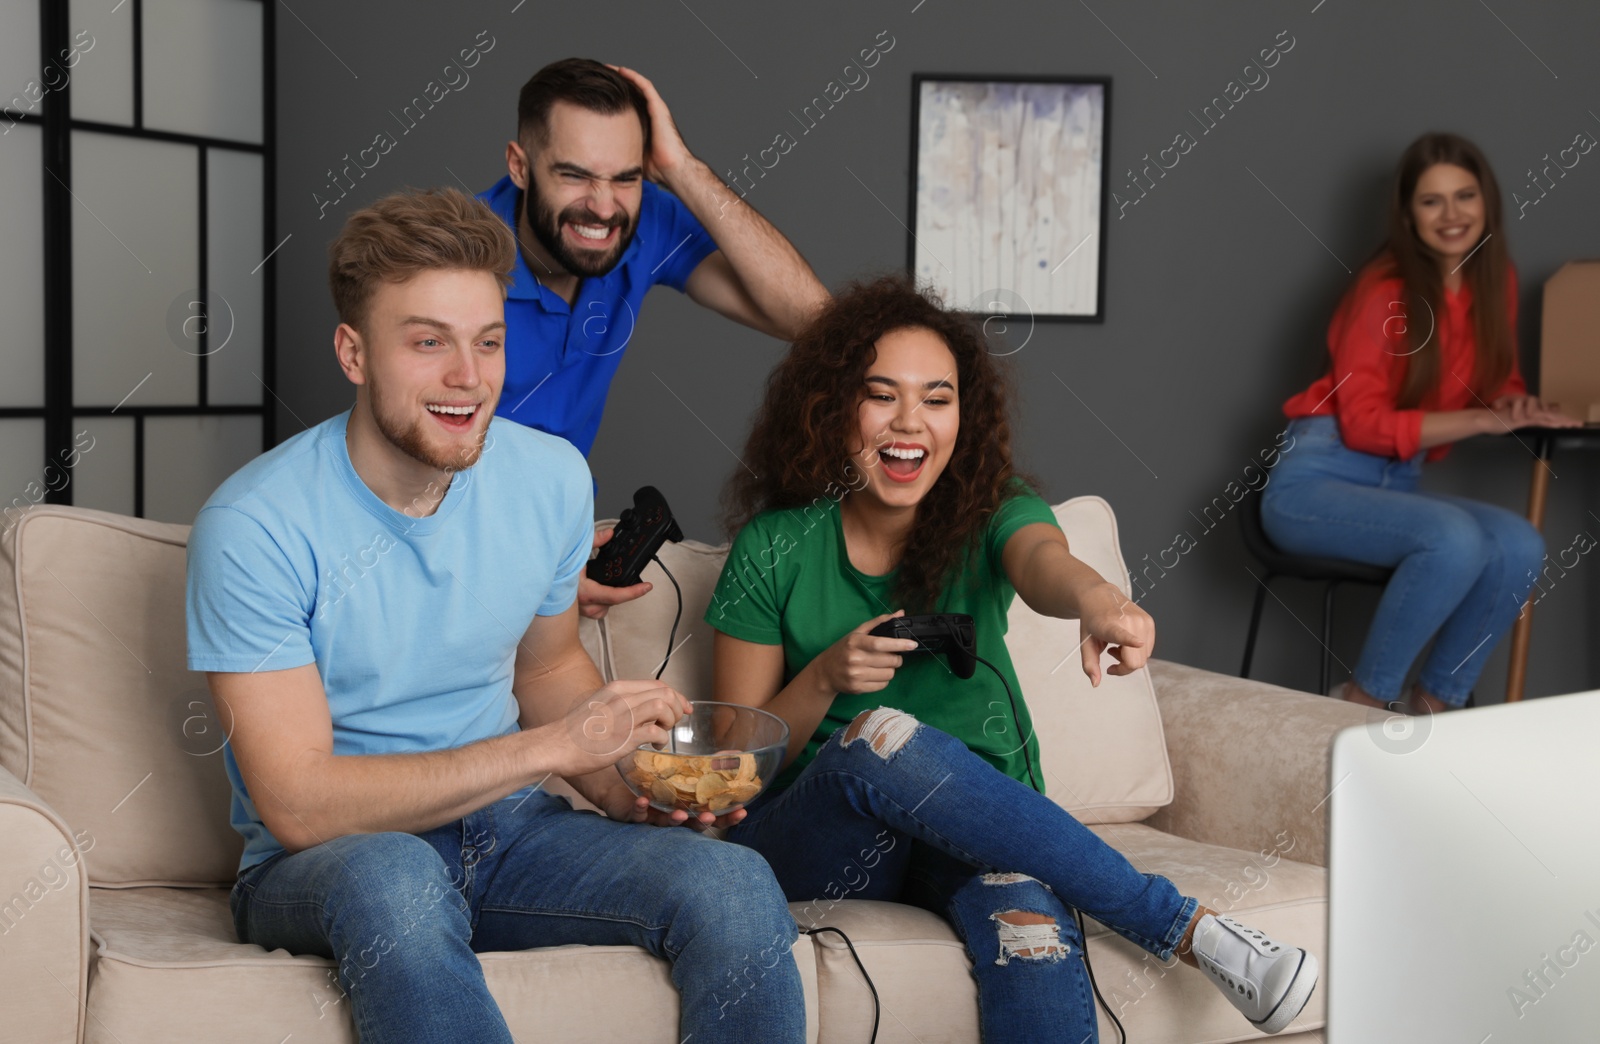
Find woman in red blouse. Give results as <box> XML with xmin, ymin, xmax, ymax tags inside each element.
<box><xmin>1261</xmin><ymin>132</ymin><xmax>1577</xmax><ymax>711</ymax></box>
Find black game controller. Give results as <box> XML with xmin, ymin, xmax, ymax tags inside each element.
<box><xmin>869</xmin><ymin>613</ymin><xmax>977</xmax><ymax>679</ymax></box>
<box><xmin>587</xmin><ymin>486</ymin><xmax>684</xmax><ymax>587</ymax></box>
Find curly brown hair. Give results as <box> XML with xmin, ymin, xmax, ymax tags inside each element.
<box><xmin>722</xmin><ymin>274</ymin><xmax>1033</xmax><ymax>613</ymax></box>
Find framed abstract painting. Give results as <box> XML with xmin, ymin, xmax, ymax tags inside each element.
<box><xmin>909</xmin><ymin>75</ymin><xmax>1110</xmax><ymax>324</ymax></box>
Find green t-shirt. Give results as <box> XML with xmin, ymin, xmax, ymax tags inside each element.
<box><xmin>705</xmin><ymin>487</ymin><xmax>1060</xmax><ymax>793</ymax></box>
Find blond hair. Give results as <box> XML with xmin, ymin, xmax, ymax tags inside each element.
<box><xmin>328</xmin><ymin>187</ymin><xmax>516</xmax><ymax>332</ymax></box>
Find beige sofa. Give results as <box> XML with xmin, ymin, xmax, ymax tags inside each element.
<box><xmin>1</xmin><ymin>496</ymin><xmax>1367</xmax><ymax>1043</ymax></box>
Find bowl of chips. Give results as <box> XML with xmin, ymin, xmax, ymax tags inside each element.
<box><xmin>618</xmin><ymin>701</ymin><xmax>788</xmax><ymax>816</ymax></box>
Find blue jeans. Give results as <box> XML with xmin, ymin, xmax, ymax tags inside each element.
<box><xmin>1260</xmin><ymin>415</ymin><xmax>1544</xmax><ymax>704</ymax></box>
<box><xmin>230</xmin><ymin>790</ymin><xmax>805</xmax><ymax>1044</ymax></box>
<box><xmin>727</xmin><ymin>708</ymin><xmax>1198</xmax><ymax>1044</ymax></box>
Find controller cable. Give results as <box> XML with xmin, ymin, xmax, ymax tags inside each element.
<box><xmin>1076</xmin><ymin>907</ymin><xmax>1126</xmax><ymax>1044</ymax></box>
<box><xmin>656</xmin><ymin>551</ymin><xmax>873</xmax><ymax>1034</ymax></box>
<box><xmin>802</xmin><ymin>926</ymin><xmax>879</xmax><ymax>1044</ymax></box>
<box><xmin>971</xmin><ymin>653</ymin><xmax>1128</xmax><ymax>1044</ymax></box>
<box><xmin>651</xmin><ymin>554</ymin><xmax>683</xmax><ymax>681</ymax></box>
<box><xmin>970</xmin><ymin>654</ymin><xmax>1039</xmax><ymax>793</ymax></box>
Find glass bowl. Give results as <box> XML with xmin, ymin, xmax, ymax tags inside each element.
<box><xmin>617</xmin><ymin>701</ymin><xmax>789</xmax><ymax>815</ymax></box>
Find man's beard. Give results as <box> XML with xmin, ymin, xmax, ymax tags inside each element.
<box><xmin>524</xmin><ymin>175</ymin><xmax>636</xmax><ymax>278</ymax></box>
<box><xmin>368</xmin><ymin>378</ymin><xmax>489</xmax><ymax>473</ymax></box>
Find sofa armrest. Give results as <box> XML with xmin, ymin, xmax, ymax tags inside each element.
<box><xmin>0</xmin><ymin>765</ymin><xmax>91</xmax><ymax>1044</ymax></box>
<box><xmin>1142</xmin><ymin>659</ymin><xmax>1371</xmax><ymax>868</ymax></box>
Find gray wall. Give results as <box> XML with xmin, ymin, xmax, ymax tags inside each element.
<box><xmin>273</xmin><ymin>1</ymin><xmax>1600</xmax><ymax>702</ymax></box>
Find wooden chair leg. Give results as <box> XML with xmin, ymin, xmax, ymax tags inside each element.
<box><xmin>1505</xmin><ymin>436</ymin><xmax>1552</xmax><ymax>703</ymax></box>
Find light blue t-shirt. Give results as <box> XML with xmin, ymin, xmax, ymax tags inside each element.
<box><xmin>185</xmin><ymin>410</ymin><xmax>593</xmax><ymax>873</ymax></box>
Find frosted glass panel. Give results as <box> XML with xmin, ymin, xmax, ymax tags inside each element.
<box><xmin>143</xmin><ymin>0</ymin><xmax>262</xmax><ymax>143</ymax></box>
<box><xmin>69</xmin><ymin>0</ymin><xmax>134</xmax><ymax>126</ymax></box>
<box><xmin>71</xmin><ymin>416</ymin><xmax>135</xmax><ymax>516</ymax></box>
<box><xmin>0</xmin><ymin>419</ymin><xmax>46</xmax><ymax>535</ymax></box>
<box><xmin>72</xmin><ymin>131</ymin><xmax>198</xmax><ymax>407</ymax></box>
<box><xmin>0</xmin><ymin>0</ymin><xmax>40</xmax><ymax>118</ymax></box>
<box><xmin>207</xmin><ymin>148</ymin><xmax>263</xmax><ymax>405</ymax></box>
<box><xmin>0</xmin><ymin>122</ymin><xmax>44</xmax><ymax>407</ymax></box>
<box><xmin>143</xmin><ymin>413</ymin><xmax>259</xmax><ymax>523</ymax></box>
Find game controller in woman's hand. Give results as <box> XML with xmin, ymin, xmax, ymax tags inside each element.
<box><xmin>868</xmin><ymin>613</ymin><xmax>977</xmax><ymax>679</ymax></box>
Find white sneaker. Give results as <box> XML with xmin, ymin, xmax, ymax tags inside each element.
<box><xmin>1190</xmin><ymin>913</ymin><xmax>1319</xmax><ymax>1034</ymax></box>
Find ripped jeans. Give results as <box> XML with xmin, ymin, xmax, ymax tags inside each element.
<box><xmin>726</xmin><ymin>708</ymin><xmax>1198</xmax><ymax>1044</ymax></box>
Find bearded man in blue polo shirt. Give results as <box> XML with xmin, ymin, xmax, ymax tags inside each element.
<box><xmin>479</xmin><ymin>58</ymin><xmax>829</xmax><ymax>616</ymax></box>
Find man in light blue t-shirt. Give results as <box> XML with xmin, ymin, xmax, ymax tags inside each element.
<box><xmin>185</xmin><ymin>188</ymin><xmax>803</xmax><ymax>1044</ymax></box>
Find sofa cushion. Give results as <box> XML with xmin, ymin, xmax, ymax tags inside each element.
<box><xmin>1007</xmin><ymin>496</ymin><xmax>1172</xmax><ymax>822</ymax></box>
<box><xmin>85</xmin><ymin>887</ymin><xmax>820</xmax><ymax>1043</ymax></box>
<box><xmin>800</xmin><ymin>823</ymin><xmax>1324</xmax><ymax>1043</ymax></box>
<box><xmin>0</xmin><ymin>507</ymin><xmax>242</xmax><ymax>887</ymax></box>
<box><xmin>803</xmin><ymin>899</ymin><xmax>978</xmax><ymax>1042</ymax></box>
<box><xmin>592</xmin><ymin>529</ymin><xmax>730</xmax><ymax>700</ymax></box>
<box><xmin>598</xmin><ymin>496</ymin><xmax>1173</xmax><ymax>824</ymax></box>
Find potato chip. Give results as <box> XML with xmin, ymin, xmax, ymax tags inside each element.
<box><xmin>626</xmin><ymin>745</ymin><xmax>766</xmax><ymax>813</ymax></box>
<box><xmin>726</xmin><ymin>780</ymin><xmax>761</xmax><ymax>803</ymax></box>
<box><xmin>696</xmin><ymin>773</ymin><xmax>729</xmax><ymax>803</ymax></box>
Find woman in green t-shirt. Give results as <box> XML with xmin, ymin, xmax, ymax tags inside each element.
<box><xmin>707</xmin><ymin>276</ymin><xmax>1318</xmax><ymax>1041</ymax></box>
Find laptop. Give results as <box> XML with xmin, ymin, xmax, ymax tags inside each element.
<box><xmin>1328</xmin><ymin>689</ymin><xmax>1600</xmax><ymax>1043</ymax></box>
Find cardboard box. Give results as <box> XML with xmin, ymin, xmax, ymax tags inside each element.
<box><xmin>1541</xmin><ymin>260</ymin><xmax>1600</xmax><ymax>424</ymax></box>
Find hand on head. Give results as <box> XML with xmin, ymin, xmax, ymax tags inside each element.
<box><xmin>606</xmin><ymin>64</ymin><xmax>691</xmax><ymax>181</ymax></box>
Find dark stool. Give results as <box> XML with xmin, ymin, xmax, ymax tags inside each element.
<box><xmin>1239</xmin><ymin>486</ymin><xmax>1393</xmax><ymax>696</ymax></box>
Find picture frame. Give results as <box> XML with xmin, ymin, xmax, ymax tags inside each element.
<box><xmin>908</xmin><ymin>74</ymin><xmax>1111</xmax><ymax>326</ymax></box>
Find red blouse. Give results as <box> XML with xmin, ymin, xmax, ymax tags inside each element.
<box><xmin>1282</xmin><ymin>263</ymin><xmax>1525</xmax><ymax>462</ymax></box>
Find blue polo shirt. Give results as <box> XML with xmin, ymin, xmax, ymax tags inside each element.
<box><xmin>478</xmin><ymin>176</ymin><xmax>718</xmax><ymax>456</ymax></box>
